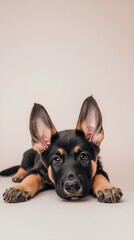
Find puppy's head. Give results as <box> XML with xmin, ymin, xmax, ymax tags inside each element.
<box><xmin>29</xmin><ymin>96</ymin><xmax>104</xmax><ymax>200</ymax></box>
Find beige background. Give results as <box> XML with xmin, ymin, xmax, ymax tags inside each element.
<box><xmin>0</xmin><ymin>1</ymin><xmax>134</xmax><ymax>240</ymax></box>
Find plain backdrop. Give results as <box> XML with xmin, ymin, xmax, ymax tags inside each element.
<box><xmin>0</xmin><ymin>1</ymin><xmax>134</xmax><ymax>240</ymax></box>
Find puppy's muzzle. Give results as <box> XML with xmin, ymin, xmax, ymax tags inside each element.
<box><xmin>64</xmin><ymin>180</ymin><xmax>82</xmax><ymax>195</ymax></box>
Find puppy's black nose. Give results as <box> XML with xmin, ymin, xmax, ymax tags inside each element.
<box><xmin>64</xmin><ymin>180</ymin><xmax>81</xmax><ymax>194</ymax></box>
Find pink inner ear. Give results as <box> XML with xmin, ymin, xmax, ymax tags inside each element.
<box><xmin>82</xmin><ymin>108</ymin><xmax>97</xmax><ymax>141</ymax></box>
<box><xmin>40</xmin><ymin>135</ymin><xmax>50</xmax><ymax>150</ymax></box>
<box><xmin>36</xmin><ymin>118</ymin><xmax>52</xmax><ymax>150</ymax></box>
<box><xmin>84</xmin><ymin>126</ymin><xmax>94</xmax><ymax>141</ymax></box>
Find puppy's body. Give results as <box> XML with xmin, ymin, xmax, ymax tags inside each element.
<box><xmin>2</xmin><ymin>96</ymin><xmax>123</xmax><ymax>203</ymax></box>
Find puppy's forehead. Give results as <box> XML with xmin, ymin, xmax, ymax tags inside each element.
<box><xmin>53</xmin><ymin>130</ymin><xmax>89</xmax><ymax>154</ymax></box>
<box><xmin>56</xmin><ymin>130</ymin><xmax>84</xmax><ymax>148</ymax></box>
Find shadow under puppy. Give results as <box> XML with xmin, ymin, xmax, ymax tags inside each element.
<box><xmin>2</xmin><ymin>96</ymin><xmax>123</xmax><ymax>203</ymax></box>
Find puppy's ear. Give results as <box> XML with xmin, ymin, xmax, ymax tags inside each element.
<box><xmin>76</xmin><ymin>96</ymin><xmax>104</xmax><ymax>146</ymax></box>
<box><xmin>29</xmin><ymin>103</ymin><xmax>57</xmax><ymax>154</ymax></box>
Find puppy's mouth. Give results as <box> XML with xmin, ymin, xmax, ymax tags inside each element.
<box><xmin>56</xmin><ymin>178</ymin><xmax>92</xmax><ymax>200</ymax></box>
<box><xmin>69</xmin><ymin>196</ymin><xmax>81</xmax><ymax>201</ymax></box>
<box><xmin>57</xmin><ymin>188</ymin><xmax>90</xmax><ymax>200</ymax></box>
<box><xmin>64</xmin><ymin>193</ymin><xmax>88</xmax><ymax>201</ymax></box>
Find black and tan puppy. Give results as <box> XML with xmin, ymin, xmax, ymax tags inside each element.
<box><xmin>1</xmin><ymin>96</ymin><xmax>123</xmax><ymax>203</ymax></box>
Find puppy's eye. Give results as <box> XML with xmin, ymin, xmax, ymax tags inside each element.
<box><xmin>79</xmin><ymin>152</ymin><xmax>88</xmax><ymax>162</ymax></box>
<box><xmin>52</xmin><ymin>155</ymin><xmax>63</xmax><ymax>166</ymax></box>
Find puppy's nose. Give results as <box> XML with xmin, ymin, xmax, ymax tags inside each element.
<box><xmin>64</xmin><ymin>180</ymin><xmax>81</xmax><ymax>194</ymax></box>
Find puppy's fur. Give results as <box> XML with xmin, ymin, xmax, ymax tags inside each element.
<box><xmin>2</xmin><ymin>96</ymin><xmax>123</xmax><ymax>203</ymax></box>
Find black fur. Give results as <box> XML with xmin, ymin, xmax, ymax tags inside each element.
<box><xmin>0</xmin><ymin>166</ymin><xmax>20</xmax><ymax>176</ymax></box>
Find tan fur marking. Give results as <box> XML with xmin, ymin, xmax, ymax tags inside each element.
<box><xmin>51</xmin><ymin>126</ymin><xmax>57</xmax><ymax>135</ymax></box>
<box><xmin>48</xmin><ymin>166</ymin><xmax>55</xmax><ymax>184</ymax></box>
<box><xmin>76</xmin><ymin>122</ymin><xmax>81</xmax><ymax>131</ymax></box>
<box><xmin>93</xmin><ymin>129</ymin><xmax>104</xmax><ymax>146</ymax></box>
<box><xmin>73</xmin><ymin>146</ymin><xmax>80</xmax><ymax>153</ymax></box>
<box><xmin>32</xmin><ymin>140</ymin><xmax>44</xmax><ymax>154</ymax></box>
<box><xmin>57</xmin><ymin>148</ymin><xmax>65</xmax><ymax>155</ymax></box>
<box><xmin>13</xmin><ymin>168</ymin><xmax>28</xmax><ymax>179</ymax></box>
<box><xmin>13</xmin><ymin>174</ymin><xmax>42</xmax><ymax>197</ymax></box>
<box><xmin>91</xmin><ymin>160</ymin><xmax>97</xmax><ymax>178</ymax></box>
<box><xmin>93</xmin><ymin>174</ymin><xmax>113</xmax><ymax>195</ymax></box>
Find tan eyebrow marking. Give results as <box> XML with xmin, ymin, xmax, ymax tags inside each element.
<box><xmin>57</xmin><ymin>148</ymin><xmax>66</xmax><ymax>155</ymax></box>
<box><xmin>72</xmin><ymin>146</ymin><xmax>80</xmax><ymax>153</ymax></box>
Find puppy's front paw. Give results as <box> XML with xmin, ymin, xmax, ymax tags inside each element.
<box><xmin>96</xmin><ymin>187</ymin><xmax>123</xmax><ymax>203</ymax></box>
<box><xmin>12</xmin><ymin>168</ymin><xmax>27</xmax><ymax>183</ymax></box>
<box><xmin>3</xmin><ymin>187</ymin><xmax>31</xmax><ymax>203</ymax></box>
<box><xmin>12</xmin><ymin>177</ymin><xmax>23</xmax><ymax>183</ymax></box>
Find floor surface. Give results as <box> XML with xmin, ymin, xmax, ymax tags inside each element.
<box><xmin>0</xmin><ymin>176</ymin><xmax>133</xmax><ymax>240</ymax></box>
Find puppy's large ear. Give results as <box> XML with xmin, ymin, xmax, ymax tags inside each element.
<box><xmin>29</xmin><ymin>103</ymin><xmax>57</xmax><ymax>154</ymax></box>
<box><xmin>76</xmin><ymin>96</ymin><xmax>104</xmax><ymax>146</ymax></box>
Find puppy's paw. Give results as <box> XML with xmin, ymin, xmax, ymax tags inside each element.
<box><xmin>3</xmin><ymin>187</ymin><xmax>31</xmax><ymax>203</ymax></box>
<box><xmin>12</xmin><ymin>177</ymin><xmax>23</xmax><ymax>183</ymax></box>
<box><xmin>96</xmin><ymin>187</ymin><xmax>123</xmax><ymax>203</ymax></box>
<box><xmin>12</xmin><ymin>168</ymin><xmax>27</xmax><ymax>183</ymax></box>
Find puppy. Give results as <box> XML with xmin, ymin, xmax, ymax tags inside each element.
<box><xmin>2</xmin><ymin>96</ymin><xmax>123</xmax><ymax>203</ymax></box>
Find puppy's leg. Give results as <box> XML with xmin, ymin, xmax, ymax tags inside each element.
<box><xmin>12</xmin><ymin>149</ymin><xmax>37</xmax><ymax>182</ymax></box>
<box><xmin>93</xmin><ymin>173</ymin><xmax>123</xmax><ymax>203</ymax></box>
<box><xmin>3</xmin><ymin>173</ymin><xmax>42</xmax><ymax>203</ymax></box>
